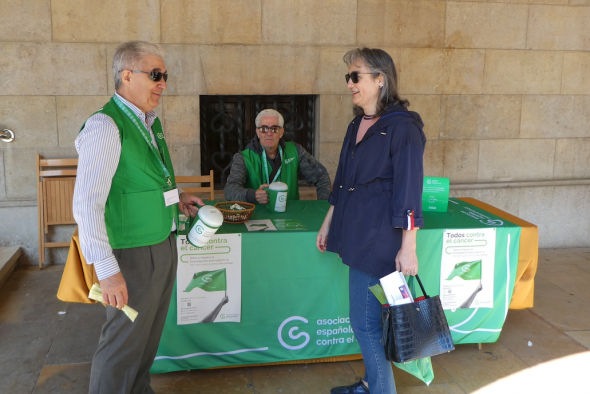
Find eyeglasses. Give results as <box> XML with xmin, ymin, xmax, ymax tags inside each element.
<box><xmin>345</xmin><ymin>71</ymin><xmax>375</xmax><ymax>84</ymax></box>
<box><xmin>130</xmin><ymin>69</ymin><xmax>168</xmax><ymax>82</ymax></box>
<box><xmin>257</xmin><ymin>125</ymin><xmax>282</xmax><ymax>134</ymax></box>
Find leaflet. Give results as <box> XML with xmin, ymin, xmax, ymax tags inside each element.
<box><xmin>245</xmin><ymin>219</ymin><xmax>277</xmax><ymax>232</ymax></box>
<box><xmin>380</xmin><ymin>271</ymin><xmax>413</xmax><ymax>306</ymax></box>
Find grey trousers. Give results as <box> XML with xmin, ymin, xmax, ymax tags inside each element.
<box><xmin>89</xmin><ymin>233</ymin><xmax>178</xmax><ymax>394</ymax></box>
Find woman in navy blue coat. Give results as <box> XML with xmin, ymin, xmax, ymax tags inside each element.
<box><xmin>317</xmin><ymin>48</ymin><xmax>426</xmax><ymax>394</ymax></box>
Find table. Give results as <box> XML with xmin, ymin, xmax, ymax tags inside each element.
<box><xmin>151</xmin><ymin>198</ymin><xmax>538</xmax><ymax>373</ymax></box>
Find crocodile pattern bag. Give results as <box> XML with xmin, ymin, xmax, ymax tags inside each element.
<box><xmin>381</xmin><ymin>274</ymin><xmax>455</xmax><ymax>363</ymax></box>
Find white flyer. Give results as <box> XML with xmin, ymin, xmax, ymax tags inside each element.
<box><xmin>380</xmin><ymin>271</ymin><xmax>413</xmax><ymax>306</ymax></box>
<box><xmin>176</xmin><ymin>233</ymin><xmax>242</xmax><ymax>325</ymax></box>
<box><xmin>440</xmin><ymin>228</ymin><xmax>496</xmax><ymax>310</ymax></box>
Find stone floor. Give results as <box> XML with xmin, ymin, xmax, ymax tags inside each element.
<box><xmin>1</xmin><ymin>248</ymin><xmax>590</xmax><ymax>394</ymax></box>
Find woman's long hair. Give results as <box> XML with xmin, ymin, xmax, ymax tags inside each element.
<box><xmin>343</xmin><ymin>47</ymin><xmax>409</xmax><ymax>117</ymax></box>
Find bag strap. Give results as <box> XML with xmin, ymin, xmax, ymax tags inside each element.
<box><xmin>414</xmin><ymin>274</ymin><xmax>430</xmax><ymax>299</ymax></box>
<box><xmin>381</xmin><ymin>309</ymin><xmax>390</xmax><ymax>347</ymax></box>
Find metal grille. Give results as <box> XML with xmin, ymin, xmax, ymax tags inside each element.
<box><xmin>200</xmin><ymin>95</ymin><xmax>316</xmax><ymax>186</ymax></box>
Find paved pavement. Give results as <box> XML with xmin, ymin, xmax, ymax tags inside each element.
<box><xmin>1</xmin><ymin>241</ymin><xmax>589</xmax><ymax>393</ymax></box>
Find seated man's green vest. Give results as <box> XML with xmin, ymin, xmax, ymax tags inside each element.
<box><xmin>80</xmin><ymin>97</ymin><xmax>177</xmax><ymax>249</ymax></box>
<box><xmin>241</xmin><ymin>141</ymin><xmax>300</xmax><ymax>201</ymax></box>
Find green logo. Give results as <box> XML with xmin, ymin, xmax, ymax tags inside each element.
<box><xmin>202</xmin><ymin>275</ymin><xmax>212</xmax><ymax>282</ymax></box>
<box><xmin>220</xmin><ymin>314</ymin><xmax>226</xmax><ymax>319</ymax></box>
<box><xmin>479</xmin><ymin>219</ymin><xmax>504</xmax><ymax>226</ymax></box>
<box><xmin>196</xmin><ymin>225</ymin><xmax>204</xmax><ymax>234</ymax></box>
<box><xmin>278</xmin><ymin>195</ymin><xmax>286</xmax><ymax>202</ymax></box>
<box><xmin>157</xmin><ymin>132</ymin><xmax>164</xmax><ymax>139</ymax></box>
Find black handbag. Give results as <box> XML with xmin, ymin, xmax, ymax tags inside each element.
<box><xmin>381</xmin><ymin>274</ymin><xmax>455</xmax><ymax>363</ymax></box>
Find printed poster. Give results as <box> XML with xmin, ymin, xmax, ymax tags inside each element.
<box><xmin>176</xmin><ymin>233</ymin><xmax>242</xmax><ymax>325</ymax></box>
<box><xmin>440</xmin><ymin>228</ymin><xmax>496</xmax><ymax>310</ymax></box>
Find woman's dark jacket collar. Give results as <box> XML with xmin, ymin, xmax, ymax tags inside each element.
<box><xmin>355</xmin><ymin>103</ymin><xmax>425</xmax><ymax>131</ymax></box>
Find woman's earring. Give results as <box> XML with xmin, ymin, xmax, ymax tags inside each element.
<box><xmin>379</xmin><ymin>84</ymin><xmax>383</xmax><ymax>88</ymax></box>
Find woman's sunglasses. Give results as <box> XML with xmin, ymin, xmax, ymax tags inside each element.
<box><xmin>345</xmin><ymin>71</ymin><xmax>375</xmax><ymax>84</ymax></box>
<box><xmin>130</xmin><ymin>69</ymin><xmax>168</xmax><ymax>82</ymax></box>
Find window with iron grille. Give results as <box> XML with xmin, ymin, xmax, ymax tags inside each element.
<box><xmin>200</xmin><ymin>95</ymin><xmax>316</xmax><ymax>187</ymax></box>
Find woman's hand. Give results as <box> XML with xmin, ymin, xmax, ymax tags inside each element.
<box><xmin>316</xmin><ymin>226</ymin><xmax>329</xmax><ymax>253</ymax></box>
<box><xmin>316</xmin><ymin>205</ymin><xmax>334</xmax><ymax>253</ymax></box>
<box><xmin>395</xmin><ymin>228</ymin><xmax>419</xmax><ymax>275</ymax></box>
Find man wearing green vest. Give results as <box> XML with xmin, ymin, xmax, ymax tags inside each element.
<box><xmin>73</xmin><ymin>41</ymin><xmax>204</xmax><ymax>394</ymax></box>
<box><xmin>224</xmin><ymin>109</ymin><xmax>331</xmax><ymax>203</ymax></box>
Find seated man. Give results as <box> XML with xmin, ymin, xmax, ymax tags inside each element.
<box><xmin>225</xmin><ymin>109</ymin><xmax>331</xmax><ymax>204</ymax></box>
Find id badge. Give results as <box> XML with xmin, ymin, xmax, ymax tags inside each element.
<box><xmin>163</xmin><ymin>184</ymin><xmax>180</xmax><ymax>207</ymax></box>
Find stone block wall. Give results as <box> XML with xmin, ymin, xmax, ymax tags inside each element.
<box><xmin>1</xmin><ymin>0</ymin><xmax>589</xmax><ymax>264</ymax></box>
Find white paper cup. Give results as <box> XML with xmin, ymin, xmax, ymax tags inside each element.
<box><xmin>187</xmin><ymin>206</ymin><xmax>223</xmax><ymax>247</ymax></box>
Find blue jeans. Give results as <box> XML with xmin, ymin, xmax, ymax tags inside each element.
<box><xmin>349</xmin><ymin>267</ymin><xmax>397</xmax><ymax>394</ymax></box>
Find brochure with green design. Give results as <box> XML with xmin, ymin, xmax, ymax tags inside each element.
<box><xmin>272</xmin><ymin>219</ymin><xmax>308</xmax><ymax>231</ymax></box>
<box><xmin>422</xmin><ymin>177</ymin><xmax>449</xmax><ymax>212</ymax></box>
<box><xmin>176</xmin><ymin>234</ymin><xmax>242</xmax><ymax>324</ymax></box>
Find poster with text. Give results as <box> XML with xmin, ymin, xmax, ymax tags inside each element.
<box><xmin>440</xmin><ymin>228</ymin><xmax>496</xmax><ymax>310</ymax></box>
<box><xmin>176</xmin><ymin>233</ymin><xmax>242</xmax><ymax>325</ymax></box>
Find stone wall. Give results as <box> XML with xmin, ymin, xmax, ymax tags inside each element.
<box><xmin>1</xmin><ymin>0</ymin><xmax>589</xmax><ymax>264</ymax></box>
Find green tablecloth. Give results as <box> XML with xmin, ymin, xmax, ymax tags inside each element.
<box><xmin>152</xmin><ymin>199</ymin><xmax>521</xmax><ymax>373</ymax></box>
<box><xmin>415</xmin><ymin>199</ymin><xmax>521</xmax><ymax>344</ymax></box>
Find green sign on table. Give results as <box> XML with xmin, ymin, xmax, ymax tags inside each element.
<box><xmin>423</xmin><ymin>177</ymin><xmax>450</xmax><ymax>212</ymax></box>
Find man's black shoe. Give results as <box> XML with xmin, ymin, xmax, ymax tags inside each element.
<box><xmin>330</xmin><ymin>379</ymin><xmax>369</xmax><ymax>394</ymax></box>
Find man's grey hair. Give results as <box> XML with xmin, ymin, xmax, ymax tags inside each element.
<box><xmin>255</xmin><ymin>109</ymin><xmax>284</xmax><ymax>128</ymax></box>
<box><xmin>113</xmin><ymin>41</ymin><xmax>164</xmax><ymax>90</ymax></box>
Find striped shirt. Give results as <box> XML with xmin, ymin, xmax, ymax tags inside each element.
<box><xmin>73</xmin><ymin>93</ymin><xmax>175</xmax><ymax>281</ymax></box>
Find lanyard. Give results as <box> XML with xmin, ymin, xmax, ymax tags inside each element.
<box><xmin>113</xmin><ymin>95</ymin><xmax>172</xmax><ymax>186</ymax></box>
<box><xmin>262</xmin><ymin>146</ymin><xmax>283</xmax><ymax>185</ymax></box>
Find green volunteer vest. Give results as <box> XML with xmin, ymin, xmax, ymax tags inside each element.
<box><xmin>241</xmin><ymin>141</ymin><xmax>300</xmax><ymax>201</ymax></box>
<box><xmin>81</xmin><ymin>97</ymin><xmax>176</xmax><ymax>249</ymax></box>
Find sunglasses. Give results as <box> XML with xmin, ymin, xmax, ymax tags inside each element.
<box><xmin>130</xmin><ymin>69</ymin><xmax>168</xmax><ymax>82</ymax></box>
<box><xmin>257</xmin><ymin>125</ymin><xmax>282</xmax><ymax>134</ymax></box>
<box><xmin>345</xmin><ymin>71</ymin><xmax>375</xmax><ymax>84</ymax></box>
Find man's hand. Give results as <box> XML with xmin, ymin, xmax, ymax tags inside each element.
<box><xmin>255</xmin><ymin>184</ymin><xmax>269</xmax><ymax>204</ymax></box>
<box><xmin>179</xmin><ymin>192</ymin><xmax>205</xmax><ymax>218</ymax></box>
<box><xmin>99</xmin><ymin>272</ymin><xmax>128</xmax><ymax>310</ymax></box>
